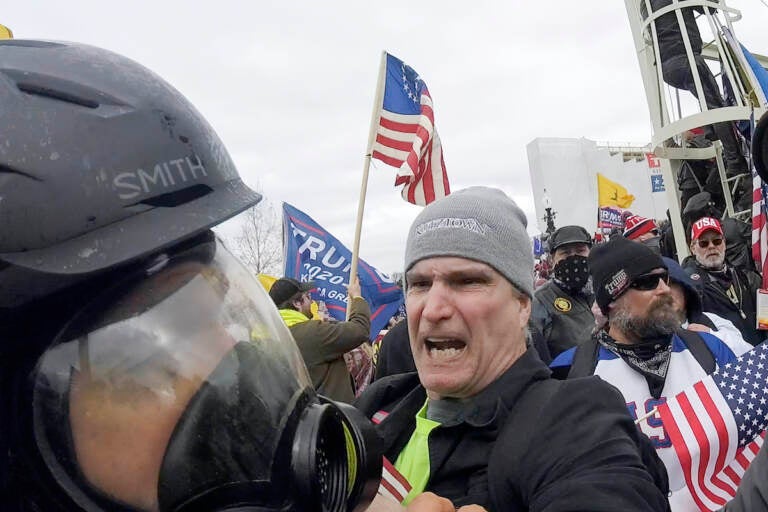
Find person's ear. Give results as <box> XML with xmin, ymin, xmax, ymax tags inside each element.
<box><xmin>516</xmin><ymin>295</ymin><xmax>531</xmax><ymax>325</ymax></box>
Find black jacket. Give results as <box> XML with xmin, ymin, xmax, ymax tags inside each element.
<box><xmin>721</xmin><ymin>439</ymin><xmax>768</xmax><ymax>511</ymax></box>
<box><xmin>531</xmin><ymin>280</ymin><xmax>594</xmax><ymax>358</ymax></box>
<box><xmin>374</xmin><ymin>319</ymin><xmax>416</xmax><ymax>381</ymax></box>
<box><xmin>355</xmin><ymin>349</ymin><xmax>669</xmax><ymax>511</ymax></box>
<box><xmin>642</xmin><ymin>0</ymin><xmax>704</xmax><ymax>63</ymax></box>
<box><xmin>684</xmin><ymin>261</ymin><xmax>765</xmax><ymax>346</ymax></box>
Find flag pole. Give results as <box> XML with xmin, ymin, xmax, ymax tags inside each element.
<box><xmin>347</xmin><ymin>51</ymin><xmax>387</xmax><ymax>319</ymax></box>
<box><xmin>634</xmin><ymin>407</ymin><xmax>658</xmax><ymax>425</ymax></box>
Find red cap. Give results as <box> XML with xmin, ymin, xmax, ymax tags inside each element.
<box><xmin>690</xmin><ymin>216</ymin><xmax>723</xmax><ymax>240</ymax></box>
<box><xmin>623</xmin><ymin>215</ymin><xmax>657</xmax><ymax>240</ymax></box>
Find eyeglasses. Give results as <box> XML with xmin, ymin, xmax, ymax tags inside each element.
<box><xmin>630</xmin><ymin>271</ymin><xmax>670</xmax><ymax>291</ymax></box>
<box><xmin>695</xmin><ymin>238</ymin><xmax>724</xmax><ymax>249</ymax></box>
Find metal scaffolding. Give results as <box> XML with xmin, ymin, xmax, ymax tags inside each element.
<box><xmin>624</xmin><ymin>0</ymin><xmax>768</xmax><ymax>259</ymax></box>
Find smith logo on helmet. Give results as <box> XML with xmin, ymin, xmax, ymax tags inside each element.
<box><xmin>112</xmin><ymin>155</ymin><xmax>208</xmax><ymax>200</ymax></box>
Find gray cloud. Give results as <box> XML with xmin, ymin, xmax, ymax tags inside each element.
<box><xmin>4</xmin><ymin>0</ymin><xmax>766</xmax><ymax>274</ymax></box>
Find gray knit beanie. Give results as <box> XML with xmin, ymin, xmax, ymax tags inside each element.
<box><xmin>404</xmin><ymin>186</ymin><xmax>534</xmax><ymax>297</ymax></box>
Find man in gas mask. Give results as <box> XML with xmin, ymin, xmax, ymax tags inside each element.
<box><xmin>531</xmin><ymin>225</ymin><xmax>595</xmax><ymax>357</ymax></box>
<box><xmin>0</xmin><ymin>40</ymin><xmax>379</xmax><ymax>512</ymax></box>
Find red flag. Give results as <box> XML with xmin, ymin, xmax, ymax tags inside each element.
<box><xmin>371</xmin><ymin>53</ymin><xmax>450</xmax><ymax>206</ymax></box>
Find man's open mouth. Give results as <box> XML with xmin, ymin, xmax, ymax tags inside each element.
<box><xmin>425</xmin><ymin>338</ymin><xmax>467</xmax><ymax>359</ymax></box>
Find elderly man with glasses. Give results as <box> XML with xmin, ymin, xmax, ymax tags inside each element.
<box><xmin>684</xmin><ymin>217</ymin><xmax>764</xmax><ymax>346</ymax></box>
<box><xmin>551</xmin><ymin>236</ymin><xmax>751</xmax><ymax>511</ymax></box>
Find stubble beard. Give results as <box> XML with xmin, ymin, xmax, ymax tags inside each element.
<box><xmin>611</xmin><ymin>295</ymin><xmax>680</xmax><ymax>340</ymax></box>
<box><xmin>697</xmin><ymin>251</ymin><xmax>725</xmax><ymax>270</ymax></box>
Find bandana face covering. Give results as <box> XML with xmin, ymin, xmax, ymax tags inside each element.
<box><xmin>553</xmin><ymin>255</ymin><xmax>591</xmax><ymax>293</ymax></box>
<box><xmin>597</xmin><ymin>330</ymin><xmax>672</xmax><ymax>399</ymax></box>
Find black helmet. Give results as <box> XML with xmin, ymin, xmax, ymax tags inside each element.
<box><xmin>0</xmin><ymin>41</ymin><xmax>380</xmax><ymax>512</ymax></box>
<box><xmin>548</xmin><ymin>225</ymin><xmax>592</xmax><ymax>253</ymax></box>
<box><xmin>0</xmin><ymin>39</ymin><xmax>260</xmax><ymax>307</ymax></box>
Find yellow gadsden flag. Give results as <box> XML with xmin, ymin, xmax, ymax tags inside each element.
<box><xmin>0</xmin><ymin>24</ymin><xmax>13</xmax><ymax>39</ymax></box>
<box><xmin>597</xmin><ymin>173</ymin><xmax>635</xmax><ymax>208</ymax></box>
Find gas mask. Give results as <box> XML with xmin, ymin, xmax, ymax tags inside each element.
<box><xmin>29</xmin><ymin>236</ymin><xmax>381</xmax><ymax>512</ymax></box>
<box><xmin>553</xmin><ymin>255</ymin><xmax>592</xmax><ymax>294</ymax></box>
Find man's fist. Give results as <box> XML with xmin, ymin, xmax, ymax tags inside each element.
<box><xmin>347</xmin><ymin>276</ymin><xmax>362</xmax><ymax>299</ymax></box>
<box><xmin>407</xmin><ymin>492</ymin><xmax>488</xmax><ymax>512</ymax></box>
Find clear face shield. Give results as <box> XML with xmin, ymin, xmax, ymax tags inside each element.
<box><xmin>30</xmin><ymin>237</ymin><xmax>380</xmax><ymax>512</ymax></box>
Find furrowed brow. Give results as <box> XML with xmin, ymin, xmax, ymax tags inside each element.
<box><xmin>405</xmin><ymin>269</ymin><xmax>429</xmax><ymax>284</ymax></box>
<box><xmin>445</xmin><ymin>267</ymin><xmax>494</xmax><ymax>282</ymax></box>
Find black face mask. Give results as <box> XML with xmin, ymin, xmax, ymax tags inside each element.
<box><xmin>641</xmin><ymin>235</ymin><xmax>662</xmax><ymax>255</ymax></box>
<box><xmin>553</xmin><ymin>255</ymin><xmax>591</xmax><ymax>293</ymax></box>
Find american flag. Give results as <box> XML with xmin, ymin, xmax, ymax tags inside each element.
<box><xmin>751</xmin><ymin>172</ymin><xmax>768</xmax><ymax>287</ymax></box>
<box><xmin>371</xmin><ymin>53</ymin><xmax>450</xmax><ymax>206</ymax></box>
<box><xmin>371</xmin><ymin>409</ymin><xmax>413</xmax><ymax>504</ymax></box>
<box><xmin>378</xmin><ymin>457</ymin><xmax>412</xmax><ymax>504</ymax></box>
<box><xmin>658</xmin><ymin>343</ymin><xmax>768</xmax><ymax>511</ymax></box>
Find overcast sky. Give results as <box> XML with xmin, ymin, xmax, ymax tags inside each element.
<box><xmin>4</xmin><ymin>1</ymin><xmax>767</xmax><ymax>273</ymax></box>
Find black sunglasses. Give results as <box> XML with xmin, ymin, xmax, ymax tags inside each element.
<box><xmin>695</xmin><ymin>238</ymin><xmax>724</xmax><ymax>249</ymax></box>
<box><xmin>630</xmin><ymin>271</ymin><xmax>670</xmax><ymax>291</ymax></box>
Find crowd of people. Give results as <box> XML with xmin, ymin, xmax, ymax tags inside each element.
<box><xmin>361</xmin><ymin>189</ymin><xmax>768</xmax><ymax>511</ymax></box>
<box><xmin>3</xmin><ymin>22</ymin><xmax>768</xmax><ymax>512</ymax></box>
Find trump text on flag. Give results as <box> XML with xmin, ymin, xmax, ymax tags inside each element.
<box><xmin>281</xmin><ymin>203</ymin><xmax>404</xmax><ymax>339</ymax></box>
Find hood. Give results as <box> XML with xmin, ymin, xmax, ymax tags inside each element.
<box><xmin>662</xmin><ymin>257</ymin><xmax>703</xmax><ymax>320</ymax></box>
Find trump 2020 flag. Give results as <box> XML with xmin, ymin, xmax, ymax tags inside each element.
<box><xmin>658</xmin><ymin>342</ymin><xmax>768</xmax><ymax>511</ymax></box>
<box><xmin>371</xmin><ymin>53</ymin><xmax>450</xmax><ymax>206</ymax></box>
<box><xmin>281</xmin><ymin>203</ymin><xmax>404</xmax><ymax>340</ymax></box>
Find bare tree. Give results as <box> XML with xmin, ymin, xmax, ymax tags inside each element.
<box><xmin>232</xmin><ymin>197</ymin><xmax>283</xmax><ymax>276</ymax></box>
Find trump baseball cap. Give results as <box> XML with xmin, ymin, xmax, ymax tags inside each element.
<box><xmin>690</xmin><ymin>217</ymin><xmax>723</xmax><ymax>240</ymax></box>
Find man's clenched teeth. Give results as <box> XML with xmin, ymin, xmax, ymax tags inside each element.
<box><xmin>425</xmin><ymin>338</ymin><xmax>466</xmax><ymax>359</ymax></box>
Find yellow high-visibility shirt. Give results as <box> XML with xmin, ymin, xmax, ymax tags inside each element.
<box><xmin>394</xmin><ymin>399</ymin><xmax>441</xmax><ymax>505</ymax></box>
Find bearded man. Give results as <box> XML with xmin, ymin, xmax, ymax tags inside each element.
<box><xmin>684</xmin><ymin>216</ymin><xmax>764</xmax><ymax>346</ymax></box>
<box><xmin>551</xmin><ymin>236</ymin><xmax>747</xmax><ymax>511</ymax></box>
